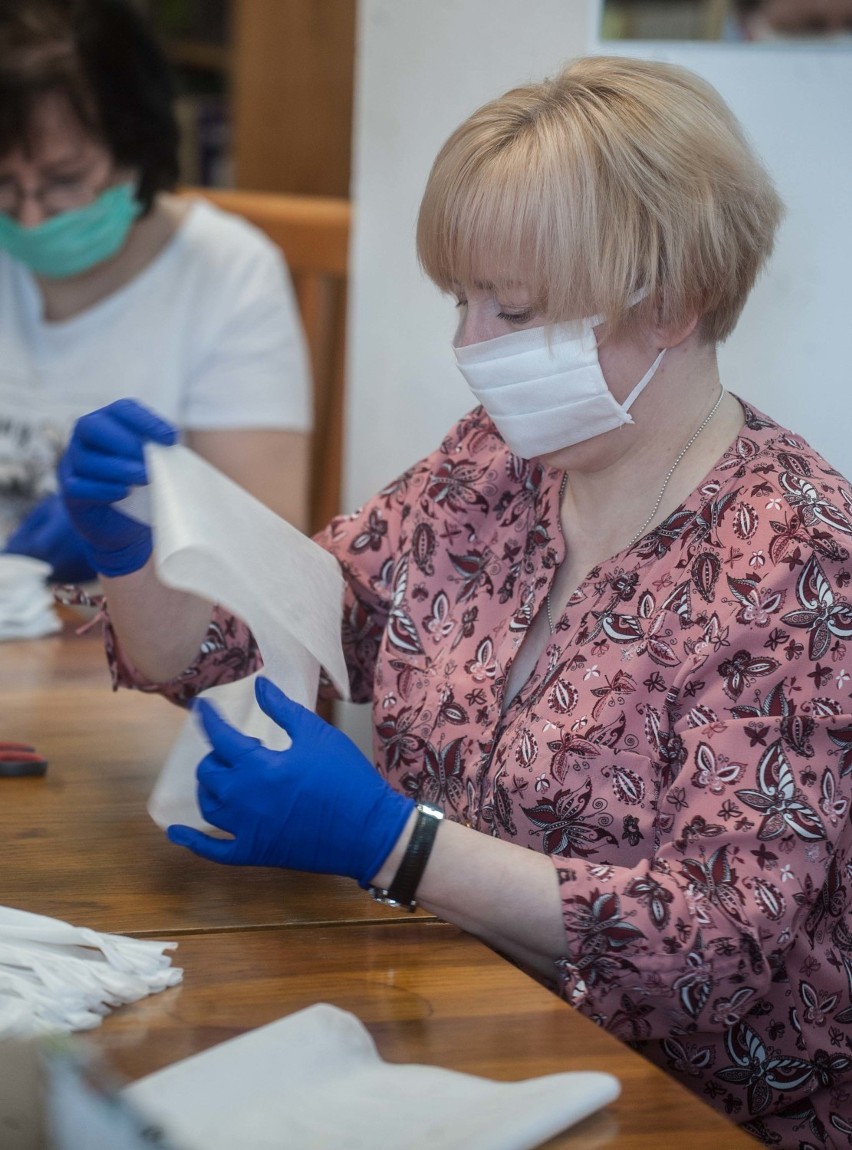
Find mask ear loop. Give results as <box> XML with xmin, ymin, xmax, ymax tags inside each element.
<box><xmin>620</xmin><ymin>347</ymin><xmax>667</xmax><ymax>413</ymax></box>
<box><xmin>612</xmin><ymin>283</ymin><xmax>666</xmax><ymax>411</ymax></box>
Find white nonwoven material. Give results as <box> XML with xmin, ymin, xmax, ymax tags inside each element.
<box><xmin>0</xmin><ymin>554</ymin><xmax>61</xmax><ymax>639</ymax></box>
<box><xmin>123</xmin><ymin>1002</ymin><xmax>621</xmax><ymax>1150</ymax></box>
<box><xmin>119</xmin><ymin>443</ymin><xmax>350</xmax><ymax>832</ymax></box>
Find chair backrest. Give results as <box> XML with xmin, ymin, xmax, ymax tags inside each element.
<box><xmin>183</xmin><ymin>188</ymin><xmax>351</xmax><ymax>533</ymax></box>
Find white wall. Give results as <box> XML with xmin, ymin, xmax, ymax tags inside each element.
<box><xmin>604</xmin><ymin>37</ymin><xmax>852</xmax><ymax>477</ymax></box>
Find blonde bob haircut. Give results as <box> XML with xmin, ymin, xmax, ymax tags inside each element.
<box><xmin>417</xmin><ymin>55</ymin><xmax>783</xmax><ymax>343</ymax></box>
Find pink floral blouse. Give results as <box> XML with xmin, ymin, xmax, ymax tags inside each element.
<box><xmin>112</xmin><ymin>400</ymin><xmax>852</xmax><ymax>1147</ymax></box>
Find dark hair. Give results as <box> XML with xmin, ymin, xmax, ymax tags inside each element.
<box><xmin>0</xmin><ymin>0</ymin><xmax>179</xmax><ymax>210</ymax></box>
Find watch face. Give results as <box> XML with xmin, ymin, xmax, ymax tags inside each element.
<box><xmin>368</xmin><ymin>887</ymin><xmax>415</xmax><ymax>911</ymax></box>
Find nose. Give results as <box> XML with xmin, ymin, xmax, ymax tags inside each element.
<box><xmin>454</xmin><ymin>304</ymin><xmax>492</xmax><ymax>349</ymax></box>
<box><xmin>16</xmin><ymin>193</ymin><xmax>47</xmax><ymax>228</ymax></box>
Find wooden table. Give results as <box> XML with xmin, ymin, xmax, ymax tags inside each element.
<box><xmin>0</xmin><ymin>623</ymin><xmax>407</xmax><ymax>935</ymax></box>
<box><xmin>0</xmin><ymin>623</ymin><xmax>757</xmax><ymax>1148</ymax></box>
<box><xmin>92</xmin><ymin>921</ymin><xmax>759</xmax><ymax>1150</ymax></box>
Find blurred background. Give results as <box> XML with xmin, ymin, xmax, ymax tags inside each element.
<box><xmin>130</xmin><ymin>0</ymin><xmax>851</xmax><ymax>199</ymax></box>
<box><xmin>602</xmin><ymin>0</ymin><xmax>852</xmax><ymax>39</ymax></box>
<box><xmin>133</xmin><ymin>0</ymin><xmax>356</xmax><ymax>195</ymax></box>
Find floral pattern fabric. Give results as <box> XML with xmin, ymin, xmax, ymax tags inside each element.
<box><xmin>111</xmin><ymin>400</ymin><xmax>852</xmax><ymax>1147</ymax></box>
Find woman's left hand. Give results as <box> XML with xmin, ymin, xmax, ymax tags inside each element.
<box><xmin>167</xmin><ymin>677</ymin><xmax>415</xmax><ymax>883</ymax></box>
<box><xmin>4</xmin><ymin>493</ymin><xmax>97</xmax><ymax>583</ymax></box>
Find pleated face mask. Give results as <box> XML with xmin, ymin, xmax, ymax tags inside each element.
<box><xmin>0</xmin><ymin>183</ymin><xmax>141</xmax><ymax>279</ymax></box>
<box><xmin>453</xmin><ymin>313</ymin><xmax>665</xmax><ymax>460</ymax></box>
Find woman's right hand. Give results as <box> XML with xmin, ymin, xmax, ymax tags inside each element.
<box><xmin>59</xmin><ymin>399</ymin><xmax>178</xmax><ymax>577</ymax></box>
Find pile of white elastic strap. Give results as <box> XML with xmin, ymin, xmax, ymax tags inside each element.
<box><xmin>0</xmin><ymin>906</ymin><xmax>182</xmax><ymax>1037</ymax></box>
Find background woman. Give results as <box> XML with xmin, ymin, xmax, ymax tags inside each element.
<box><xmin>60</xmin><ymin>57</ymin><xmax>852</xmax><ymax>1147</ymax></box>
<box><xmin>0</xmin><ymin>0</ymin><xmax>311</xmax><ymax>581</ymax></box>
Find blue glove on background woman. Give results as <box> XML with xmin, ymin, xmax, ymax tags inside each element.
<box><xmin>59</xmin><ymin>399</ymin><xmax>178</xmax><ymax>577</ymax></box>
<box><xmin>4</xmin><ymin>493</ymin><xmax>97</xmax><ymax>583</ymax></box>
<box><xmin>168</xmin><ymin>676</ymin><xmax>415</xmax><ymax>885</ymax></box>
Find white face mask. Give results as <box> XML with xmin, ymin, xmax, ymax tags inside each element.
<box><xmin>453</xmin><ymin>313</ymin><xmax>665</xmax><ymax>460</ymax></box>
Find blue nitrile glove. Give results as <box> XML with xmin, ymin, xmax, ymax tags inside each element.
<box><xmin>58</xmin><ymin>399</ymin><xmax>178</xmax><ymax>577</ymax></box>
<box><xmin>167</xmin><ymin>676</ymin><xmax>415</xmax><ymax>884</ymax></box>
<box><xmin>4</xmin><ymin>494</ymin><xmax>97</xmax><ymax>583</ymax></box>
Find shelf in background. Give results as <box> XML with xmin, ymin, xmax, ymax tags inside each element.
<box><xmin>145</xmin><ymin>0</ymin><xmax>355</xmax><ymax>196</ymax></box>
<box><xmin>164</xmin><ymin>36</ymin><xmax>232</xmax><ymax>73</ymax></box>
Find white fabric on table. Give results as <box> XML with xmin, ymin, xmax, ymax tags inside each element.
<box><xmin>124</xmin><ymin>1002</ymin><xmax>621</xmax><ymax>1150</ymax></box>
<box><xmin>0</xmin><ymin>555</ymin><xmax>60</xmax><ymax>639</ymax></box>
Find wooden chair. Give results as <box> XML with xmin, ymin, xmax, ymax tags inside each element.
<box><xmin>182</xmin><ymin>189</ymin><xmax>351</xmax><ymax>534</ymax></box>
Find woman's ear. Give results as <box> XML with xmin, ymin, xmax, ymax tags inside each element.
<box><xmin>653</xmin><ymin>306</ymin><xmax>701</xmax><ymax>349</ymax></box>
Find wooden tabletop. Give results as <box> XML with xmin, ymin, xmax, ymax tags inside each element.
<box><xmin>0</xmin><ymin>622</ymin><xmax>411</xmax><ymax>935</ymax></box>
<box><xmin>89</xmin><ymin>921</ymin><xmax>754</xmax><ymax>1150</ymax></box>
<box><xmin>0</xmin><ymin>620</ymin><xmax>758</xmax><ymax>1148</ymax></box>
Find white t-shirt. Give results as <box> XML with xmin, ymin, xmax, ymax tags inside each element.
<box><xmin>0</xmin><ymin>199</ymin><xmax>312</xmax><ymax>538</ymax></box>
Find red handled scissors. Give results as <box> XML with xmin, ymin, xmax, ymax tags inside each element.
<box><xmin>0</xmin><ymin>741</ymin><xmax>48</xmax><ymax>777</ymax></box>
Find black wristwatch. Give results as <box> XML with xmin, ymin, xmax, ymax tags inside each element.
<box><xmin>369</xmin><ymin>801</ymin><xmax>444</xmax><ymax>911</ymax></box>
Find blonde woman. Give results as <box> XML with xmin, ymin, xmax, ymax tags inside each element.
<box><xmin>61</xmin><ymin>57</ymin><xmax>852</xmax><ymax>1146</ymax></box>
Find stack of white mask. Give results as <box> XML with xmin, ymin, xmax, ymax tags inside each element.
<box><xmin>0</xmin><ymin>555</ymin><xmax>61</xmax><ymax>640</ymax></box>
<box><xmin>0</xmin><ymin>906</ymin><xmax>181</xmax><ymax>1038</ymax></box>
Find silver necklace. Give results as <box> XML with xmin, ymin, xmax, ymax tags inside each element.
<box><xmin>545</xmin><ymin>386</ymin><xmax>726</xmax><ymax>635</ymax></box>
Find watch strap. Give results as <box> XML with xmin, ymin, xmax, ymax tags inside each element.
<box><xmin>369</xmin><ymin>802</ymin><xmax>443</xmax><ymax>911</ymax></box>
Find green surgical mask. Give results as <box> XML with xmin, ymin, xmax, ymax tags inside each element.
<box><xmin>0</xmin><ymin>183</ymin><xmax>142</xmax><ymax>279</ymax></box>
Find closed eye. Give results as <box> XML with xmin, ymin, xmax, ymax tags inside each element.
<box><xmin>497</xmin><ymin>309</ymin><xmax>535</xmax><ymax>326</ymax></box>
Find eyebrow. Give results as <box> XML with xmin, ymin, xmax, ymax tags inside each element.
<box><xmin>40</xmin><ymin>156</ymin><xmax>93</xmax><ymax>173</ymax></box>
<box><xmin>0</xmin><ymin>156</ymin><xmax>88</xmax><ymax>177</ymax></box>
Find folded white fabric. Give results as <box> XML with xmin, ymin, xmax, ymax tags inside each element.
<box><xmin>0</xmin><ymin>906</ymin><xmax>182</xmax><ymax>1037</ymax></box>
<box><xmin>124</xmin><ymin>1003</ymin><xmax>621</xmax><ymax>1150</ymax></box>
<box><xmin>0</xmin><ymin>555</ymin><xmax>61</xmax><ymax>640</ymax></box>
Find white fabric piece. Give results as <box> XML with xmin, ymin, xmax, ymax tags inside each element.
<box><xmin>0</xmin><ymin>906</ymin><xmax>181</xmax><ymax>1038</ymax></box>
<box><xmin>0</xmin><ymin>199</ymin><xmax>311</xmax><ymax>542</ymax></box>
<box><xmin>124</xmin><ymin>1002</ymin><xmax>620</xmax><ymax>1150</ymax></box>
<box><xmin>126</xmin><ymin>443</ymin><xmax>350</xmax><ymax>832</ymax></box>
<box><xmin>0</xmin><ymin>554</ymin><xmax>61</xmax><ymax>639</ymax></box>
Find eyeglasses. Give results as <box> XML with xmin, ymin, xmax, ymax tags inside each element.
<box><xmin>0</xmin><ymin>170</ymin><xmax>111</xmax><ymax>217</ymax></box>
